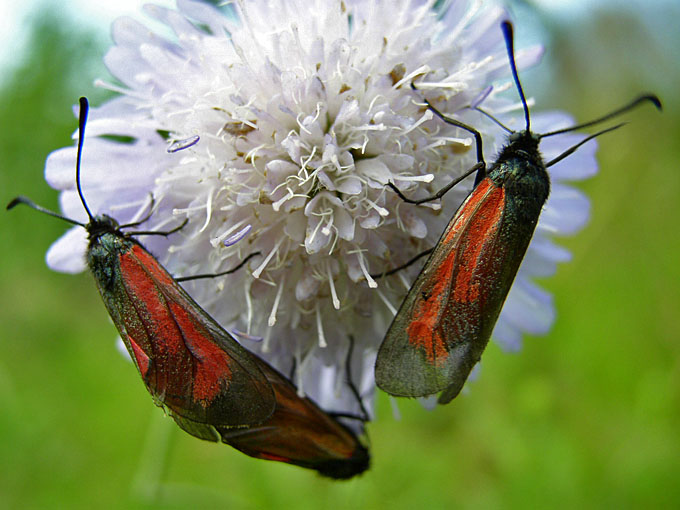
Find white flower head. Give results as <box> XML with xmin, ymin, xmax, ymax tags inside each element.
<box><xmin>44</xmin><ymin>0</ymin><xmax>596</xmax><ymax>414</ymax></box>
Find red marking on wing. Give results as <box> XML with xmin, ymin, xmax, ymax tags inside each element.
<box><xmin>106</xmin><ymin>239</ymin><xmax>275</xmax><ymax>427</ymax></box>
<box><xmin>259</xmin><ymin>453</ymin><xmax>291</xmax><ymax>463</ymax></box>
<box><xmin>118</xmin><ymin>250</ymin><xmax>190</xmax><ymax>401</ymax></box>
<box><xmin>404</xmin><ymin>179</ymin><xmax>504</xmax><ymax>364</ymax></box>
<box><xmin>406</xmin><ymin>269</ymin><xmax>452</xmax><ymax>365</ymax></box>
<box><xmin>118</xmin><ymin>246</ymin><xmax>235</xmax><ymax>408</ymax></box>
<box><xmin>130</xmin><ymin>245</ymin><xmax>177</xmax><ymax>287</ymax></box>
<box><xmin>452</xmin><ymin>186</ymin><xmax>505</xmax><ymax>303</ymax></box>
<box><xmin>441</xmin><ymin>179</ymin><xmax>495</xmax><ymax>245</ymax></box>
<box><xmin>167</xmin><ymin>301</ymin><xmax>232</xmax><ymax>406</ymax></box>
<box><xmin>129</xmin><ymin>337</ymin><xmax>150</xmax><ymax>377</ymax></box>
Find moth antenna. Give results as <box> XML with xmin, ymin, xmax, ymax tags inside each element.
<box><xmin>541</xmin><ymin>94</ymin><xmax>662</xmax><ymax>138</ymax></box>
<box><xmin>6</xmin><ymin>196</ymin><xmax>85</xmax><ymax>227</ymax></box>
<box><xmin>546</xmin><ymin>123</ymin><xmax>626</xmax><ymax>167</ymax></box>
<box><xmin>501</xmin><ymin>21</ymin><xmax>531</xmax><ymax>132</ymax></box>
<box><xmin>76</xmin><ymin>97</ymin><xmax>94</xmax><ymax>222</ymax></box>
<box><xmin>472</xmin><ymin>106</ymin><xmax>513</xmax><ymax>133</ymax></box>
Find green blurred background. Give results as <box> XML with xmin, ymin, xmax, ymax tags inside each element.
<box><xmin>1</xmin><ymin>1</ymin><xmax>678</xmax><ymax>508</ymax></box>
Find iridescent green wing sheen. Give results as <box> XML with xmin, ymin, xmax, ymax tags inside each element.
<box><xmin>89</xmin><ymin>233</ymin><xmax>275</xmax><ymax>428</ymax></box>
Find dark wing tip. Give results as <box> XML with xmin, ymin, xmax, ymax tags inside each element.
<box><xmin>315</xmin><ymin>444</ymin><xmax>370</xmax><ymax>480</ymax></box>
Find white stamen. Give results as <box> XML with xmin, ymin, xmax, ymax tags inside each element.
<box><xmin>244</xmin><ymin>143</ymin><xmax>266</xmax><ymax>164</ymax></box>
<box><xmin>401</xmin><ymin>64</ymin><xmax>430</xmax><ymax>88</ymax></box>
<box><xmin>401</xmin><ymin>110</ymin><xmax>433</xmax><ymax>135</ymax></box>
<box><xmin>306</xmin><ymin>216</ymin><xmax>325</xmax><ymax>248</ymax></box>
<box><xmin>268</xmin><ymin>274</ymin><xmax>286</xmax><ymax>327</ymax></box>
<box><xmin>252</xmin><ymin>238</ymin><xmax>284</xmax><ymax>279</ymax></box>
<box><xmin>298</xmin><ymin>147</ymin><xmax>318</xmax><ymax>183</ymax></box>
<box><xmin>315</xmin><ymin>302</ymin><xmax>327</xmax><ymax>348</ymax></box>
<box><xmin>327</xmin><ymin>262</ymin><xmax>340</xmax><ymax>310</ymax></box>
<box><xmin>392</xmin><ymin>174</ymin><xmax>435</xmax><ymax>183</ymax></box>
<box><xmin>359</xmin><ymin>135</ymin><xmax>369</xmax><ymax>153</ymax></box>
<box><xmin>172</xmin><ymin>204</ymin><xmax>205</xmax><ymax>214</ymax></box>
<box><xmin>375</xmin><ymin>287</ymin><xmax>397</xmax><ymax>315</ymax></box>
<box><xmin>418</xmin><ymin>80</ymin><xmax>467</xmax><ymax>91</ymax></box>
<box><xmin>296</xmin><ymin>112</ymin><xmax>313</xmax><ymax>135</ymax></box>
<box><xmin>327</xmin><ymin>230</ymin><xmax>339</xmax><ymax>256</ymax></box>
<box><xmin>321</xmin><ymin>215</ymin><xmax>334</xmax><ymax>236</ymax></box>
<box><xmin>272</xmin><ymin>190</ymin><xmax>294</xmax><ymax>212</ymax></box>
<box><xmin>435</xmin><ymin>136</ymin><xmax>473</xmax><ymax>146</ymax></box>
<box><xmin>94</xmin><ymin>79</ymin><xmax>146</xmax><ymax>99</ymax></box>
<box><xmin>211</xmin><ymin>218</ymin><xmax>248</xmax><ymax>247</ymax></box>
<box><xmin>198</xmin><ymin>189</ymin><xmax>213</xmax><ymax>233</ymax></box>
<box><xmin>366</xmin><ymin>199</ymin><xmax>389</xmax><ymax>217</ymax></box>
<box><xmin>367</xmin><ymin>94</ymin><xmax>384</xmax><ymax>114</ymax></box>
<box><xmin>356</xmin><ymin>251</ymin><xmax>377</xmax><ymax>288</ymax></box>
<box><xmin>353</xmin><ymin>124</ymin><xmax>387</xmax><ymax>132</ymax></box>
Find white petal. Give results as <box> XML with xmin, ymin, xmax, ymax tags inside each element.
<box><xmin>295</xmin><ymin>271</ymin><xmax>320</xmax><ymax>301</ymax></box>
<box><xmin>334</xmin><ymin>207</ymin><xmax>356</xmax><ymax>241</ymax></box>
<box><xmin>492</xmin><ymin>316</ymin><xmax>524</xmax><ymax>352</ymax></box>
<box><xmin>355</xmin><ymin>158</ymin><xmax>392</xmax><ymax>186</ymax></box>
<box><xmin>401</xmin><ymin>209</ymin><xmax>428</xmax><ymax>239</ymax></box>
<box><xmin>336</xmin><ymin>176</ymin><xmax>363</xmax><ymax>195</ymax></box>
<box><xmin>539</xmin><ymin>184</ymin><xmax>591</xmax><ymax>235</ymax></box>
<box><xmin>46</xmin><ymin>227</ymin><xmax>88</xmax><ymax>274</ymax></box>
<box><xmin>500</xmin><ymin>279</ymin><xmax>555</xmax><ymax>336</ymax></box>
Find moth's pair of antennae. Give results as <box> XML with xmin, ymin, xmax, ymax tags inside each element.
<box><xmin>500</xmin><ymin>20</ymin><xmax>662</xmax><ymax>139</ymax></box>
<box><xmin>413</xmin><ymin>20</ymin><xmax>661</xmax><ymax>171</ymax></box>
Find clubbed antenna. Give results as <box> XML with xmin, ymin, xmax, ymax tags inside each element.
<box><xmin>76</xmin><ymin>97</ymin><xmax>94</xmax><ymax>222</ymax></box>
<box><xmin>501</xmin><ymin>21</ymin><xmax>531</xmax><ymax>132</ymax></box>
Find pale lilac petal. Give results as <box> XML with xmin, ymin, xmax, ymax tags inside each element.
<box><xmin>492</xmin><ymin>317</ymin><xmax>524</xmax><ymax>352</ymax></box>
<box><xmin>539</xmin><ymin>184</ymin><xmax>591</xmax><ymax>235</ymax></box>
<box><xmin>522</xmin><ymin>236</ymin><xmax>572</xmax><ymax>278</ymax></box>
<box><xmin>46</xmin><ymin>226</ymin><xmax>88</xmax><ymax>274</ymax></box>
<box><xmin>501</xmin><ymin>279</ymin><xmax>555</xmax><ymax>336</ymax></box>
<box><xmin>546</xmin><ymin>135</ymin><xmax>599</xmax><ymax>180</ymax></box>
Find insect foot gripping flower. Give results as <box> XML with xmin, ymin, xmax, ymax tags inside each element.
<box><xmin>44</xmin><ymin>0</ymin><xmax>593</xmax><ymax>413</ymax></box>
